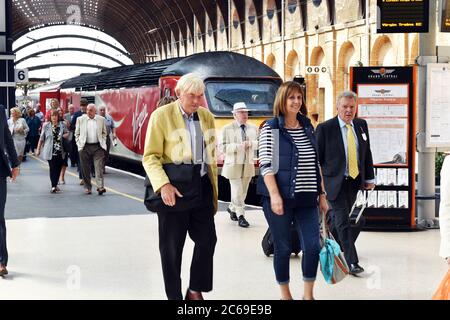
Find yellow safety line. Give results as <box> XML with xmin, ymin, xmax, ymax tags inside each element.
<box><xmin>30</xmin><ymin>156</ymin><xmax>144</xmax><ymax>203</ymax></box>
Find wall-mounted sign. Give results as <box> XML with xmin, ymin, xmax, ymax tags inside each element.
<box><xmin>305</xmin><ymin>66</ymin><xmax>328</xmax><ymax>74</ymax></box>
<box><xmin>377</xmin><ymin>0</ymin><xmax>429</xmax><ymax>33</ymax></box>
<box><xmin>15</xmin><ymin>68</ymin><xmax>28</xmax><ymax>83</ymax></box>
<box><xmin>426</xmin><ymin>63</ymin><xmax>450</xmax><ymax>148</ymax></box>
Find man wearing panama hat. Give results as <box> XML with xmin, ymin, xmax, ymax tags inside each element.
<box><xmin>219</xmin><ymin>102</ymin><xmax>258</xmax><ymax>228</ymax></box>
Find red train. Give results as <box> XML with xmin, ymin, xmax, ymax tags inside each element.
<box><xmin>29</xmin><ymin>51</ymin><xmax>282</xmax><ymax>165</ymax></box>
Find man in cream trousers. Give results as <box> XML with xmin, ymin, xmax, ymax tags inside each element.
<box><xmin>439</xmin><ymin>153</ymin><xmax>450</xmax><ymax>268</ymax></box>
<box><xmin>220</xmin><ymin>102</ymin><xmax>258</xmax><ymax>228</ymax></box>
<box><xmin>75</xmin><ymin>104</ymin><xmax>107</xmax><ymax>195</ymax></box>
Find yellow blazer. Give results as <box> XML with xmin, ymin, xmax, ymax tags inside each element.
<box><xmin>142</xmin><ymin>101</ymin><xmax>218</xmax><ymax>214</ymax></box>
<box><xmin>219</xmin><ymin>121</ymin><xmax>258</xmax><ymax>180</ymax></box>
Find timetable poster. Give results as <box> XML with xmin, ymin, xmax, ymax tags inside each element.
<box><xmin>357</xmin><ymin>84</ymin><xmax>409</xmax><ymax>166</ymax></box>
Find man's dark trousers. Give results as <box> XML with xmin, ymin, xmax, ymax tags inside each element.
<box><xmin>156</xmin><ymin>175</ymin><xmax>217</xmax><ymax>300</ymax></box>
<box><xmin>0</xmin><ymin>177</ymin><xmax>8</xmax><ymax>266</ymax></box>
<box><xmin>328</xmin><ymin>176</ymin><xmax>360</xmax><ymax>265</ymax></box>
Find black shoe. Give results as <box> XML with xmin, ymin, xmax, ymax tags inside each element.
<box><xmin>227</xmin><ymin>208</ymin><xmax>238</xmax><ymax>221</ymax></box>
<box><xmin>185</xmin><ymin>289</ymin><xmax>204</xmax><ymax>300</ymax></box>
<box><xmin>349</xmin><ymin>263</ymin><xmax>364</xmax><ymax>275</ymax></box>
<box><xmin>238</xmin><ymin>215</ymin><xmax>250</xmax><ymax>228</ymax></box>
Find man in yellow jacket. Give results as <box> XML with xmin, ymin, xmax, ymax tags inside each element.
<box><xmin>142</xmin><ymin>73</ymin><xmax>218</xmax><ymax>300</ymax></box>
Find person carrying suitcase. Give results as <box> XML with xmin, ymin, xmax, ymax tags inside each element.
<box><xmin>316</xmin><ymin>91</ymin><xmax>375</xmax><ymax>276</ymax></box>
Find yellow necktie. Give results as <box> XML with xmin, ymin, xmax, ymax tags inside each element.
<box><xmin>346</xmin><ymin>124</ymin><xmax>359</xmax><ymax>179</ymax></box>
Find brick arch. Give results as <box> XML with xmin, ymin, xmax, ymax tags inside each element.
<box><xmin>337</xmin><ymin>41</ymin><xmax>356</xmax><ymax>94</ymax></box>
<box><xmin>371</xmin><ymin>35</ymin><xmax>393</xmax><ymax>66</ymax></box>
<box><xmin>285</xmin><ymin>49</ymin><xmax>299</xmax><ymax>80</ymax></box>
<box><xmin>266</xmin><ymin>53</ymin><xmax>276</xmax><ymax>70</ymax></box>
<box><xmin>308</xmin><ymin>46</ymin><xmax>325</xmax><ymax>122</ymax></box>
<box><xmin>410</xmin><ymin>34</ymin><xmax>419</xmax><ymax>65</ymax></box>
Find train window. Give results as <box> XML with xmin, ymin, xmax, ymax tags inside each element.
<box><xmin>205</xmin><ymin>81</ymin><xmax>278</xmax><ymax>116</ymax></box>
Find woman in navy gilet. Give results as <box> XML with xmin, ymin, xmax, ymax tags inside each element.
<box><xmin>257</xmin><ymin>81</ymin><xmax>328</xmax><ymax>300</ymax></box>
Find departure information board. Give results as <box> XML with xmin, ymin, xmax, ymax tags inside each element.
<box><xmin>377</xmin><ymin>0</ymin><xmax>429</xmax><ymax>33</ymax></box>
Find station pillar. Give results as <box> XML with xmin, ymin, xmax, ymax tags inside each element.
<box><xmin>0</xmin><ymin>0</ymin><xmax>15</xmax><ymax>112</ymax></box>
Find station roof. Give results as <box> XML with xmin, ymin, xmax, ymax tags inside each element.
<box><xmin>11</xmin><ymin>0</ymin><xmax>277</xmax><ymax>63</ymax></box>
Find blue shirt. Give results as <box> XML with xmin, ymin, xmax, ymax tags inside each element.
<box><xmin>337</xmin><ymin>116</ymin><xmax>375</xmax><ymax>184</ymax></box>
<box><xmin>179</xmin><ymin>104</ymin><xmax>207</xmax><ymax>176</ymax></box>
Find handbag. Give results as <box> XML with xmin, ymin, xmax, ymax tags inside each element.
<box><xmin>319</xmin><ymin>212</ymin><xmax>349</xmax><ymax>284</ymax></box>
<box><xmin>432</xmin><ymin>269</ymin><xmax>450</xmax><ymax>300</ymax></box>
<box><xmin>144</xmin><ymin>163</ymin><xmax>202</xmax><ymax>213</ymax></box>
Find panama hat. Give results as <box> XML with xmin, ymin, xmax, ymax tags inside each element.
<box><xmin>232</xmin><ymin>102</ymin><xmax>250</xmax><ymax>113</ymax></box>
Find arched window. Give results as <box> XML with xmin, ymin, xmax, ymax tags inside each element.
<box><xmin>248</xmin><ymin>2</ymin><xmax>256</xmax><ymax>25</ymax></box>
<box><xmin>288</xmin><ymin>0</ymin><xmax>297</xmax><ymax>14</ymax></box>
<box><xmin>219</xmin><ymin>15</ymin><xmax>226</xmax><ymax>33</ymax></box>
<box><xmin>233</xmin><ymin>10</ymin><xmax>240</xmax><ymax>29</ymax></box>
<box><xmin>267</xmin><ymin>0</ymin><xmax>275</xmax><ymax>20</ymax></box>
<box><xmin>207</xmin><ymin>20</ymin><xmax>213</xmax><ymax>37</ymax></box>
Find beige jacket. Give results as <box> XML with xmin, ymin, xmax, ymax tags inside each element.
<box><xmin>75</xmin><ymin>115</ymin><xmax>107</xmax><ymax>151</ymax></box>
<box><xmin>219</xmin><ymin>121</ymin><xmax>258</xmax><ymax>180</ymax></box>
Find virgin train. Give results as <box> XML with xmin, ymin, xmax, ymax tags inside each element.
<box><xmin>29</xmin><ymin>51</ymin><xmax>282</xmax><ymax>176</ymax></box>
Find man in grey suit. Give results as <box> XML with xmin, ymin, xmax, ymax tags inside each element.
<box><xmin>0</xmin><ymin>105</ymin><xmax>20</xmax><ymax>277</ymax></box>
<box><xmin>75</xmin><ymin>104</ymin><xmax>107</xmax><ymax>195</ymax></box>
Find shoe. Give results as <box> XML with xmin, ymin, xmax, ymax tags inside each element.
<box><xmin>59</xmin><ymin>180</ymin><xmax>65</xmax><ymax>185</ymax></box>
<box><xmin>84</xmin><ymin>189</ymin><xmax>92</xmax><ymax>195</ymax></box>
<box><xmin>227</xmin><ymin>208</ymin><xmax>238</xmax><ymax>221</ymax></box>
<box><xmin>185</xmin><ymin>289</ymin><xmax>204</xmax><ymax>300</ymax></box>
<box><xmin>97</xmin><ymin>188</ymin><xmax>106</xmax><ymax>195</ymax></box>
<box><xmin>55</xmin><ymin>187</ymin><xmax>61</xmax><ymax>192</ymax></box>
<box><xmin>349</xmin><ymin>263</ymin><xmax>364</xmax><ymax>275</ymax></box>
<box><xmin>51</xmin><ymin>187</ymin><xmax>57</xmax><ymax>193</ymax></box>
<box><xmin>79</xmin><ymin>180</ymin><xmax>84</xmax><ymax>186</ymax></box>
<box><xmin>0</xmin><ymin>265</ymin><xmax>8</xmax><ymax>276</ymax></box>
<box><xmin>238</xmin><ymin>215</ymin><xmax>250</xmax><ymax>228</ymax></box>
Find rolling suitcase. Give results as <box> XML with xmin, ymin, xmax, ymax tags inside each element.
<box><xmin>327</xmin><ymin>189</ymin><xmax>374</xmax><ymax>243</ymax></box>
<box><xmin>262</xmin><ymin>224</ymin><xmax>301</xmax><ymax>257</ymax></box>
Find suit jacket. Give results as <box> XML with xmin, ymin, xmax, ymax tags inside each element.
<box><xmin>142</xmin><ymin>101</ymin><xmax>218</xmax><ymax>214</ymax></box>
<box><xmin>219</xmin><ymin>121</ymin><xmax>258</xmax><ymax>179</ymax></box>
<box><xmin>316</xmin><ymin>116</ymin><xmax>375</xmax><ymax>201</ymax></box>
<box><xmin>75</xmin><ymin>115</ymin><xmax>107</xmax><ymax>151</ymax></box>
<box><xmin>0</xmin><ymin>106</ymin><xmax>19</xmax><ymax>177</ymax></box>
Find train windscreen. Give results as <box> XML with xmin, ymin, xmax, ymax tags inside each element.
<box><xmin>205</xmin><ymin>81</ymin><xmax>277</xmax><ymax>116</ymax></box>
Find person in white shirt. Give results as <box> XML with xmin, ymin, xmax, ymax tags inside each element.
<box><xmin>75</xmin><ymin>104</ymin><xmax>107</xmax><ymax>195</ymax></box>
<box><xmin>439</xmin><ymin>153</ymin><xmax>450</xmax><ymax>268</ymax></box>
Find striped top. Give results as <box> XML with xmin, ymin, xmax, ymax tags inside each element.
<box><xmin>259</xmin><ymin>123</ymin><xmax>318</xmax><ymax>194</ymax></box>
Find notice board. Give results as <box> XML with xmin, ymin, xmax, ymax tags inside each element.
<box><xmin>426</xmin><ymin>63</ymin><xmax>450</xmax><ymax>148</ymax></box>
<box><xmin>351</xmin><ymin>67</ymin><xmax>417</xmax><ymax>230</ymax></box>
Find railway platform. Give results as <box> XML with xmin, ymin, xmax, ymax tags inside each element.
<box><xmin>0</xmin><ymin>156</ymin><xmax>446</xmax><ymax>300</ymax></box>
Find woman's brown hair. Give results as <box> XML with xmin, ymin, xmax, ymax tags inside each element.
<box><xmin>50</xmin><ymin>109</ymin><xmax>60</xmax><ymax>119</ymax></box>
<box><xmin>273</xmin><ymin>81</ymin><xmax>307</xmax><ymax>117</ymax></box>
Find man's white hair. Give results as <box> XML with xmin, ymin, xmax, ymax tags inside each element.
<box><xmin>175</xmin><ymin>73</ymin><xmax>205</xmax><ymax>94</ymax></box>
<box><xmin>336</xmin><ymin>90</ymin><xmax>358</xmax><ymax>107</ymax></box>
